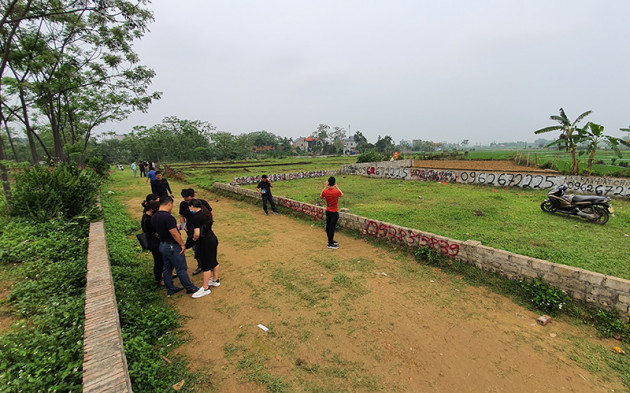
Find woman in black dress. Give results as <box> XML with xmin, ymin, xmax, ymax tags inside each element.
<box><xmin>188</xmin><ymin>199</ymin><xmax>220</xmax><ymax>298</ymax></box>
<box><xmin>141</xmin><ymin>199</ymin><xmax>163</xmax><ymax>286</ymax></box>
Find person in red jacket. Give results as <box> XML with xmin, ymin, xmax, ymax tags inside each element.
<box><xmin>320</xmin><ymin>176</ymin><xmax>343</xmax><ymax>249</ymax></box>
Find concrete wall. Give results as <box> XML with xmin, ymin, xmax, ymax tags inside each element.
<box><xmin>340</xmin><ymin>161</ymin><xmax>630</xmax><ymax>197</ymax></box>
<box><xmin>213</xmin><ymin>182</ymin><xmax>630</xmax><ymax>321</ymax></box>
<box><xmin>232</xmin><ymin>170</ymin><xmax>339</xmax><ymax>185</ymax></box>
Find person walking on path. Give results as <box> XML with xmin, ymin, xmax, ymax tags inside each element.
<box><xmin>151</xmin><ymin>196</ymin><xmax>198</xmax><ymax>296</ymax></box>
<box><xmin>139</xmin><ymin>161</ymin><xmax>146</xmax><ymax>177</ymax></box>
<box><xmin>256</xmin><ymin>175</ymin><xmax>278</xmax><ymax>215</ymax></box>
<box><xmin>141</xmin><ymin>199</ymin><xmax>163</xmax><ymax>286</ymax></box>
<box><xmin>320</xmin><ymin>176</ymin><xmax>343</xmax><ymax>249</ymax></box>
<box><xmin>179</xmin><ymin>188</ymin><xmax>213</xmax><ymax>275</ymax></box>
<box><xmin>186</xmin><ymin>199</ymin><xmax>221</xmax><ymax>298</ymax></box>
<box><xmin>151</xmin><ymin>171</ymin><xmax>173</xmax><ymax>200</ymax></box>
<box><xmin>146</xmin><ymin>167</ymin><xmax>157</xmax><ymax>183</ymax></box>
<box><xmin>131</xmin><ymin>161</ymin><xmax>137</xmax><ymax>177</ymax></box>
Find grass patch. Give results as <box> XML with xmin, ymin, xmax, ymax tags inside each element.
<box><xmin>101</xmin><ymin>192</ymin><xmax>201</xmax><ymax>392</ymax></box>
<box><xmin>238</xmin><ymin>175</ymin><xmax>630</xmax><ymax>280</ymax></box>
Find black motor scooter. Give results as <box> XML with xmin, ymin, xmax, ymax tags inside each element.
<box><xmin>540</xmin><ymin>184</ymin><xmax>614</xmax><ymax>225</ymax></box>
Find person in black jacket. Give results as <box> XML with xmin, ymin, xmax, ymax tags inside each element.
<box><xmin>150</xmin><ymin>171</ymin><xmax>173</xmax><ymax>200</ymax></box>
<box><xmin>187</xmin><ymin>198</ymin><xmax>220</xmax><ymax>298</ymax></box>
<box><xmin>256</xmin><ymin>175</ymin><xmax>278</xmax><ymax>215</ymax></box>
<box><xmin>141</xmin><ymin>198</ymin><xmax>163</xmax><ymax>285</ymax></box>
<box><xmin>179</xmin><ymin>188</ymin><xmax>213</xmax><ymax>275</ymax></box>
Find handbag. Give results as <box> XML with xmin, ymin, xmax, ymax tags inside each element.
<box><xmin>136</xmin><ymin>232</ymin><xmax>150</xmax><ymax>250</ymax></box>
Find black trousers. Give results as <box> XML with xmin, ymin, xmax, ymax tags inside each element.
<box><xmin>325</xmin><ymin>211</ymin><xmax>339</xmax><ymax>245</ymax></box>
<box><xmin>150</xmin><ymin>247</ymin><xmax>164</xmax><ymax>283</ymax></box>
<box><xmin>262</xmin><ymin>193</ymin><xmax>277</xmax><ymax>213</ymax></box>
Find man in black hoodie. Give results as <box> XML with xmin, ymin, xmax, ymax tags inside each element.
<box><xmin>150</xmin><ymin>171</ymin><xmax>173</xmax><ymax>200</ymax></box>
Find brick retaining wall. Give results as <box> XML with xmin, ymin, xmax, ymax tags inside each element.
<box><xmin>213</xmin><ymin>182</ymin><xmax>630</xmax><ymax>322</ymax></box>
<box><xmin>340</xmin><ymin>161</ymin><xmax>630</xmax><ymax>198</ymax></box>
<box><xmin>82</xmin><ymin>221</ymin><xmax>132</xmax><ymax>392</ymax></box>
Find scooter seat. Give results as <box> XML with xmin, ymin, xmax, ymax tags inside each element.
<box><xmin>572</xmin><ymin>195</ymin><xmax>607</xmax><ymax>203</ymax></box>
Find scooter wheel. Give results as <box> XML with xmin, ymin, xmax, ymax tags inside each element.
<box><xmin>540</xmin><ymin>200</ymin><xmax>556</xmax><ymax>213</ymax></box>
<box><xmin>586</xmin><ymin>206</ymin><xmax>609</xmax><ymax>225</ymax></box>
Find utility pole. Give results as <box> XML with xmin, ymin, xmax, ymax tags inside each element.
<box><xmin>348</xmin><ymin>124</ymin><xmax>351</xmax><ymax>138</ymax></box>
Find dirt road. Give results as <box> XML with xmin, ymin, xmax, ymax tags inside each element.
<box><xmin>123</xmin><ymin>181</ymin><xmax>622</xmax><ymax>392</ymax></box>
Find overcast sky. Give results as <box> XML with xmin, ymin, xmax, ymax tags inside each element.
<box><xmin>99</xmin><ymin>0</ymin><xmax>630</xmax><ymax>145</ymax></box>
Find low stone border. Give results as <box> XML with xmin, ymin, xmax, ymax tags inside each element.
<box><xmin>213</xmin><ymin>182</ymin><xmax>630</xmax><ymax>322</ymax></box>
<box><xmin>82</xmin><ymin>220</ymin><xmax>132</xmax><ymax>392</ymax></box>
<box><xmin>340</xmin><ymin>161</ymin><xmax>630</xmax><ymax>198</ymax></box>
<box><xmin>232</xmin><ymin>170</ymin><xmax>338</xmax><ymax>185</ymax></box>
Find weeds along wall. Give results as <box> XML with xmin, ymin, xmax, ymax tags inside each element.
<box><xmin>340</xmin><ymin>161</ymin><xmax>630</xmax><ymax>198</ymax></box>
<box><xmin>213</xmin><ymin>181</ymin><xmax>630</xmax><ymax>322</ymax></box>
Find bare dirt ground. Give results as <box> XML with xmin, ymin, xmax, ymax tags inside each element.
<box><xmin>413</xmin><ymin>159</ymin><xmax>556</xmax><ymax>173</ymax></box>
<box><xmin>121</xmin><ymin>179</ymin><xmax>623</xmax><ymax>393</ymax></box>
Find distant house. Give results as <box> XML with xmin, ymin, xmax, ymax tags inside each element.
<box><xmin>342</xmin><ymin>137</ymin><xmax>358</xmax><ymax>155</ymax></box>
<box><xmin>292</xmin><ymin>136</ymin><xmax>319</xmax><ymax>152</ymax></box>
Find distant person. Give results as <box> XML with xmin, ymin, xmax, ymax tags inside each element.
<box><xmin>151</xmin><ymin>196</ymin><xmax>198</xmax><ymax>296</ymax></box>
<box><xmin>150</xmin><ymin>171</ymin><xmax>173</xmax><ymax>200</ymax></box>
<box><xmin>187</xmin><ymin>199</ymin><xmax>221</xmax><ymax>298</ymax></box>
<box><xmin>146</xmin><ymin>167</ymin><xmax>157</xmax><ymax>183</ymax></box>
<box><xmin>117</xmin><ymin>164</ymin><xmax>124</xmax><ymax>171</ymax></box>
<box><xmin>179</xmin><ymin>188</ymin><xmax>213</xmax><ymax>275</ymax></box>
<box><xmin>131</xmin><ymin>161</ymin><xmax>137</xmax><ymax>177</ymax></box>
<box><xmin>320</xmin><ymin>176</ymin><xmax>343</xmax><ymax>249</ymax></box>
<box><xmin>256</xmin><ymin>175</ymin><xmax>278</xmax><ymax>215</ymax></box>
<box><xmin>139</xmin><ymin>161</ymin><xmax>146</xmax><ymax>177</ymax></box>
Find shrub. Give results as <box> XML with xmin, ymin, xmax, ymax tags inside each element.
<box><xmin>539</xmin><ymin>161</ymin><xmax>556</xmax><ymax>170</ymax></box>
<box><xmin>11</xmin><ymin>163</ymin><xmax>103</xmax><ymax>222</ymax></box>
<box><xmin>594</xmin><ymin>159</ymin><xmax>605</xmax><ymax>165</ymax></box>
<box><xmin>611</xmin><ymin>158</ymin><xmax>617</xmax><ymax>165</ymax></box>
<box><xmin>87</xmin><ymin>156</ymin><xmax>111</xmax><ymax>177</ymax></box>
<box><xmin>521</xmin><ymin>278</ymin><xmax>569</xmax><ymax>315</ymax></box>
<box><xmin>619</xmin><ymin>161</ymin><xmax>629</xmax><ymax>168</ymax></box>
<box><xmin>414</xmin><ymin>246</ymin><xmax>444</xmax><ymax>266</ymax></box>
<box><xmin>0</xmin><ymin>218</ymin><xmax>88</xmax><ymax>392</ymax></box>
<box><xmin>356</xmin><ymin>151</ymin><xmax>386</xmax><ymax>163</ymax></box>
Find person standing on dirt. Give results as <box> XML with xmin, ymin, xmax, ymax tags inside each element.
<box><xmin>150</xmin><ymin>171</ymin><xmax>173</xmax><ymax>200</ymax></box>
<box><xmin>320</xmin><ymin>177</ymin><xmax>343</xmax><ymax>249</ymax></box>
<box><xmin>151</xmin><ymin>196</ymin><xmax>198</xmax><ymax>296</ymax></box>
<box><xmin>186</xmin><ymin>199</ymin><xmax>221</xmax><ymax>298</ymax></box>
<box><xmin>141</xmin><ymin>199</ymin><xmax>163</xmax><ymax>286</ymax></box>
<box><xmin>179</xmin><ymin>188</ymin><xmax>213</xmax><ymax>275</ymax></box>
<box><xmin>257</xmin><ymin>175</ymin><xmax>278</xmax><ymax>215</ymax></box>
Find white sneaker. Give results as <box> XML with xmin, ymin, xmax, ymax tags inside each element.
<box><xmin>192</xmin><ymin>287</ymin><xmax>211</xmax><ymax>298</ymax></box>
<box><xmin>209</xmin><ymin>279</ymin><xmax>221</xmax><ymax>287</ymax></box>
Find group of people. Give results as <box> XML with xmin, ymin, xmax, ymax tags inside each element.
<box><xmin>138</xmin><ymin>173</ymin><xmax>344</xmax><ymax>299</ymax></box>
<box><xmin>130</xmin><ymin>160</ymin><xmax>155</xmax><ymax>178</ymax></box>
<box><xmin>141</xmin><ymin>187</ymin><xmax>220</xmax><ymax>299</ymax></box>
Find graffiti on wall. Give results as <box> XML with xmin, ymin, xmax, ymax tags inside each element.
<box><xmin>275</xmin><ymin>197</ymin><xmax>325</xmax><ymax>220</ymax></box>
<box><xmin>340</xmin><ymin>165</ymin><xmax>630</xmax><ymax>197</ymax></box>
<box><xmin>232</xmin><ymin>170</ymin><xmax>337</xmax><ymax>185</ymax></box>
<box><xmin>364</xmin><ymin>220</ymin><xmax>460</xmax><ymax>257</ymax></box>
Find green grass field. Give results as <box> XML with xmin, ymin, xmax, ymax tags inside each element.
<box><xmin>167</xmin><ymin>155</ymin><xmax>630</xmax><ymax>281</ymax></box>
<box><xmin>236</xmin><ymin>176</ymin><xmax>630</xmax><ymax>280</ymax></box>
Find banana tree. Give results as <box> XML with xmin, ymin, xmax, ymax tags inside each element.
<box><xmin>535</xmin><ymin>108</ymin><xmax>592</xmax><ymax>175</ymax></box>
<box><xmin>581</xmin><ymin>122</ymin><xmax>630</xmax><ymax>175</ymax></box>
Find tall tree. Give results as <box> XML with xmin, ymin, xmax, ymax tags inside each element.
<box><xmin>534</xmin><ymin>108</ymin><xmax>592</xmax><ymax>175</ymax></box>
<box><xmin>581</xmin><ymin>122</ymin><xmax>630</xmax><ymax>175</ymax></box>
<box><xmin>1</xmin><ymin>0</ymin><xmax>159</xmax><ymax>163</ymax></box>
